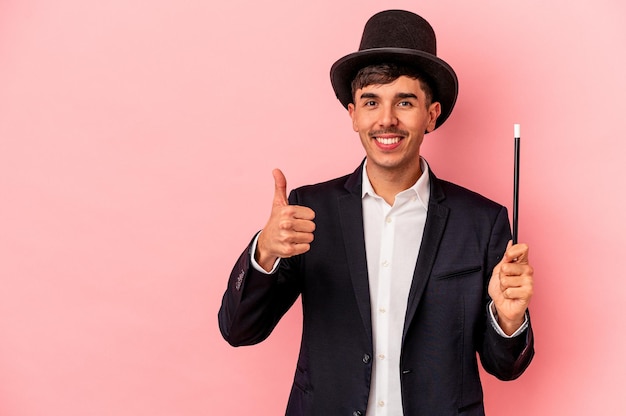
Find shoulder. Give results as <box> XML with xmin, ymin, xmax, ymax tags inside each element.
<box><xmin>288</xmin><ymin>174</ymin><xmax>353</xmax><ymax>208</ymax></box>
<box><xmin>440</xmin><ymin>179</ymin><xmax>501</xmax><ymax>206</ymax></box>
<box><xmin>432</xmin><ymin>176</ymin><xmax>511</xmax><ymax>244</ymax></box>
<box><xmin>432</xmin><ymin>175</ymin><xmax>506</xmax><ymax>218</ymax></box>
<box><xmin>289</xmin><ymin>163</ymin><xmax>363</xmax><ymax>203</ymax></box>
<box><xmin>296</xmin><ymin>174</ymin><xmax>352</xmax><ymax>194</ymax></box>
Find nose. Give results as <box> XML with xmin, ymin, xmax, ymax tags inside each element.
<box><xmin>378</xmin><ymin>105</ymin><xmax>398</xmax><ymax>127</ymax></box>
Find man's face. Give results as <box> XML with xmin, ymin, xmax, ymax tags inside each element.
<box><xmin>348</xmin><ymin>75</ymin><xmax>441</xmax><ymax>176</ymax></box>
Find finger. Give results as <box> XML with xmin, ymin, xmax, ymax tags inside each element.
<box><xmin>498</xmin><ymin>273</ymin><xmax>531</xmax><ymax>290</ymax></box>
<box><xmin>291</xmin><ymin>243</ymin><xmax>312</xmax><ymax>255</ymax></box>
<box><xmin>272</xmin><ymin>168</ymin><xmax>289</xmax><ymax>207</ymax></box>
<box><xmin>289</xmin><ymin>231</ymin><xmax>315</xmax><ymax>245</ymax></box>
<box><xmin>287</xmin><ymin>205</ymin><xmax>316</xmax><ymax>221</ymax></box>
<box><xmin>277</xmin><ymin>242</ymin><xmax>312</xmax><ymax>258</ymax></box>
<box><xmin>277</xmin><ymin>220</ymin><xmax>315</xmax><ymax>237</ymax></box>
<box><xmin>500</xmin><ymin>262</ymin><xmax>533</xmax><ymax>277</ymax></box>
<box><xmin>290</xmin><ymin>218</ymin><xmax>316</xmax><ymax>233</ymax></box>
<box><xmin>499</xmin><ymin>286</ymin><xmax>533</xmax><ymax>302</ymax></box>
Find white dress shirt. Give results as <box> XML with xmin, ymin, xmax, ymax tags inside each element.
<box><xmin>361</xmin><ymin>158</ymin><xmax>429</xmax><ymax>416</ymax></box>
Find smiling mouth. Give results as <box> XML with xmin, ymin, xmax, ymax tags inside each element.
<box><xmin>370</xmin><ymin>129</ymin><xmax>408</xmax><ymax>146</ymax></box>
<box><xmin>375</xmin><ymin>137</ymin><xmax>401</xmax><ymax>145</ymax></box>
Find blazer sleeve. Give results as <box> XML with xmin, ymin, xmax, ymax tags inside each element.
<box><xmin>478</xmin><ymin>206</ymin><xmax>535</xmax><ymax>380</ymax></box>
<box><xmin>218</xmin><ymin>235</ymin><xmax>302</xmax><ymax>347</ymax></box>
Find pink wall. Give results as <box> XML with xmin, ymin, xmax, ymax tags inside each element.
<box><xmin>1</xmin><ymin>1</ymin><xmax>624</xmax><ymax>414</ymax></box>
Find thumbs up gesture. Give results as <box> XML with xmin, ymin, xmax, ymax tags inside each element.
<box><xmin>255</xmin><ymin>169</ymin><xmax>316</xmax><ymax>272</ymax></box>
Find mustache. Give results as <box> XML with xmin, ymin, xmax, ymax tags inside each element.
<box><xmin>368</xmin><ymin>128</ymin><xmax>409</xmax><ymax>138</ymax></box>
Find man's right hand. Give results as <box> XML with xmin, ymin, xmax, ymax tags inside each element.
<box><xmin>255</xmin><ymin>169</ymin><xmax>316</xmax><ymax>272</ymax></box>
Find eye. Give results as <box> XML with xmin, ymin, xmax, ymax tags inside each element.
<box><xmin>364</xmin><ymin>100</ymin><xmax>377</xmax><ymax>107</ymax></box>
<box><xmin>398</xmin><ymin>101</ymin><xmax>413</xmax><ymax>107</ymax></box>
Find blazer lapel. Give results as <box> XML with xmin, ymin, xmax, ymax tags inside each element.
<box><xmin>338</xmin><ymin>163</ymin><xmax>372</xmax><ymax>342</ymax></box>
<box><xmin>403</xmin><ymin>171</ymin><xmax>449</xmax><ymax>342</ymax></box>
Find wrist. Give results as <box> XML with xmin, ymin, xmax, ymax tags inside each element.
<box><xmin>491</xmin><ymin>304</ymin><xmax>524</xmax><ymax>336</ymax></box>
<box><xmin>251</xmin><ymin>231</ymin><xmax>279</xmax><ymax>273</ymax></box>
<box><xmin>255</xmin><ymin>251</ymin><xmax>278</xmax><ymax>273</ymax></box>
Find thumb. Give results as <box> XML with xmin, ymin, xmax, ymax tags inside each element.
<box><xmin>505</xmin><ymin>240</ymin><xmax>513</xmax><ymax>253</ymax></box>
<box><xmin>272</xmin><ymin>168</ymin><xmax>288</xmax><ymax>207</ymax></box>
<box><xmin>503</xmin><ymin>239</ymin><xmax>529</xmax><ymax>264</ymax></box>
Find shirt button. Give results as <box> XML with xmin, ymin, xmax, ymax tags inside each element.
<box><xmin>378</xmin><ymin>400</ymin><xmax>385</xmax><ymax>407</ymax></box>
<box><xmin>382</xmin><ymin>260</ymin><xmax>389</xmax><ymax>267</ymax></box>
<box><xmin>379</xmin><ymin>307</ymin><xmax>386</xmax><ymax>313</ymax></box>
<box><xmin>385</xmin><ymin>216</ymin><xmax>392</xmax><ymax>223</ymax></box>
<box><xmin>378</xmin><ymin>354</ymin><xmax>385</xmax><ymax>360</ymax></box>
<box><xmin>362</xmin><ymin>354</ymin><xmax>371</xmax><ymax>364</ymax></box>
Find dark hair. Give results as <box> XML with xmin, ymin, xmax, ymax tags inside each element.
<box><xmin>351</xmin><ymin>63</ymin><xmax>436</xmax><ymax>107</ymax></box>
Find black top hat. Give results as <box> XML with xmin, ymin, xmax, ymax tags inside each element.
<box><xmin>330</xmin><ymin>10</ymin><xmax>458</xmax><ymax>129</ymax></box>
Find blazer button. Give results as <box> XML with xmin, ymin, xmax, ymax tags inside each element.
<box><xmin>353</xmin><ymin>411</ymin><xmax>363</xmax><ymax>416</ymax></box>
<box><xmin>362</xmin><ymin>354</ymin><xmax>371</xmax><ymax>364</ymax></box>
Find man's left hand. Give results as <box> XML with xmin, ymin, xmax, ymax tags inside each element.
<box><xmin>488</xmin><ymin>241</ymin><xmax>534</xmax><ymax>336</ymax></box>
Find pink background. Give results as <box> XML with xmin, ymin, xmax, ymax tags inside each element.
<box><xmin>1</xmin><ymin>0</ymin><xmax>625</xmax><ymax>414</ymax></box>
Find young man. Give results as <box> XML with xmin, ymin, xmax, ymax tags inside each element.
<box><xmin>219</xmin><ymin>10</ymin><xmax>534</xmax><ymax>416</ymax></box>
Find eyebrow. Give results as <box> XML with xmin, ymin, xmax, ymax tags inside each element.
<box><xmin>358</xmin><ymin>92</ymin><xmax>419</xmax><ymax>100</ymax></box>
<box><xmin>358</xmin><ymin>92</ymin><xmax>379</xmax><ymax>100</ymax></box>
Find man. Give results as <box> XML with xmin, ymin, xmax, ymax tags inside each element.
<box><xmin>219</xmin><ymin>10</ymin><xmax>534</xmax><ymax>416</ymax></box>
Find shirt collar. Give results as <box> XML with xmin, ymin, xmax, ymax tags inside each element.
<box><xmin>361</xmin><ymin>157</ymin><xmax>431</xmax><ymax>209</ymax></box>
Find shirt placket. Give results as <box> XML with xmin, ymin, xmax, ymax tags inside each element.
<box><xmin>374</xmin><ymin>203</ymin><xmax>395</xmax><ymax>415</ymax></box>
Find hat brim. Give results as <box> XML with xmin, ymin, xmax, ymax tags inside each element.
<box><xmin>330</xmin><ymin>48</ymin><xmax>458</xmax><ymax>130</ymax></box>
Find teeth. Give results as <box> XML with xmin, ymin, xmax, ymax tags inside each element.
<box><xmin>376</xmin><ymin>137</ymin><xmax>400</xmax><ymax>145</ymax></box>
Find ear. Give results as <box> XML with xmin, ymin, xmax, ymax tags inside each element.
<box><xmin>348</xmin><ymin>103</ymin><xmax>358</xmax><ymax>132</ymax></box>
<box><xmin>425</xmin><ymin>102</ymin><xmax>441</xmax><ymax>133</ymax></box>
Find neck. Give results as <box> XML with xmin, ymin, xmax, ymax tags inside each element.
<box><xmin>366</xmin><ymin>161</ymin><xmax>422</xmax><ymax>205</ymax></box>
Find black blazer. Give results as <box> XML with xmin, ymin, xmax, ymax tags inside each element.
<box><xmin>219</xmin><ymin>163</ymin><xmax>534</xmax><ymax>416</ymax></box>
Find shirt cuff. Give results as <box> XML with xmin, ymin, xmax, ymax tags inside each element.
<box><xmin>250</xmin><ymin>232</ymin><xmax>281</xmax><ymax>274</ymax></box>
<box><xmin>488</xmin><ymin>301</ymin><xmax>529</xmax><ymax>338</ymax></box>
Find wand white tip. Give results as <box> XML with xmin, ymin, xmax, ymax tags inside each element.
<box><xmin>514</xmin><ymin>123</ymin><xmax>521</xmax><ymax>138</ymax></box>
